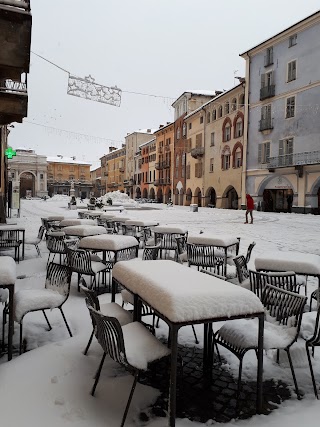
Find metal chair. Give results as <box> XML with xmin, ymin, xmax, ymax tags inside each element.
<box><xmin>214</xmin><ymin>284</ymin><xmax>307</xmax><ymax>399</ymax></box>
<box><xmin>175</xmin><ymin>236</ymin><xmax>187</xmax><ymax>263</ymax></box>
<box><xmin>46</xmin><ymin>231</ymin><xmax>73</xmax><ymax>266</ymax></box>
<box><xmin>245</xmin><ymin>241</ymin><xmax>256</xmax><ymax>264</ymax></box>
<box><xmin>0</xmin><ymin>229</ymin><xmax>23</xmax><ymax>262</ymax></box>
<box><xmin>80</xmin><ymin>279</ymin><xmax>132</xmax><ymax>355</ymax></box>
<box><xmin>186</xmin><ymin>242</ymin><xmax>216</xmax><ymax>272</ymax></box>
<box><xmin>233</xmin><ymin>255</ymin><xmax>249</xmax><ymax>285</ymax></box>
<box><xmin>87</xmin><ymin>305</ymin><xmax>171</xmax><ymax>427</ymax></box>
<box><xmin>155</xmin><ymin>231</ymin><xmax>187</xmax><ymax>259</ymax></box>
<box><xmin>142</xmin><ymin>244</ymin><xmax>160</xmax><ymax>260</ymax></box>
<box><xmin>304</xmin><ymin>305</ymin><xmax>320</xmax><ymax>398</ymax></box>
<box><xmin>25</xmin><ymin>225</ymin><xmax>45</xmax><ymax>257</ymax></box>
<box><xmin>309</xmin><ymin>289</ymin><xmax>319</xmax><ymax>312</ymax></box>
<box><xmin>14</xmin><ymin>262</ymin><xmax>73</xmax><ymax>354</ymax></box>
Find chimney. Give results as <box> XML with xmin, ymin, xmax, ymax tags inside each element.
<box><xmin>215</xmin><ymin>90</ymin><xmax>223</xmax><ymax>96</ymax></box>
<box><xmin>147</xmin><ymin>129</ymin><xmax>151</xmax><ymax>133</ymax></box>
<box><xmin>72</xmin><ymin>156</ymin><xmax>76</xmax><ymax>160</ymax></box>
<box><xmin>122</xmin><ymin>143</ymin><xmax>126</xmax><ymax>148</ymax></box>
<box><xmin>159</xmin><ymin>124</ymin><xmax>164</xmax><ymax>128</ymax></box>
<box><xmin>109</xmin><ymin>146</ymin><xmax>117</xmax><ymax>153</ymax></box>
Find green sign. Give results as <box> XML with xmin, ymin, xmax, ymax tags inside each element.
<box><xmin>5</xmin><ymin>147</ymin><xmax>16</xmax><ymax>159</ymax></box>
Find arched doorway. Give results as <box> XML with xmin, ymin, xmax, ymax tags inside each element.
<box><xmin>194</xmin><ymin>187</ymin><xmax>202</xmax><ymax>207</ymax></box>
<box><xmin>174</xmin><ymin>188</ymin><xmax>179</xmax><ymax>205</ymax></box>
<box><xmin>142</xmin><ymin>188</ymin><xmax>148</xmax><ymax>199</ymax></box>
<box><xmin>135</xmin><ymin>187</ymin><xmax>141</xmax><ymax>199</ymax></box>
<box><xmin>262</xmin><ymin>189</ymin><xmax>293</xmax><ymax>212</ymax></box>
<box><xmin>226</xmin><ymin>187</ymin><xmax>238</xmax><ymax>209</ymax></box>
<box><xmin>206</xmin><ymin>187</ymin><xmax>216</xmax><ymax>207</ymax></box>
<box><xmin>166</xmin><ymin>189</ymin><xmax>172</xmax><ymax>203</ymax></box>
<box><xmin>19</xmin><ymin>172</ymin><xmax>35</xmax><ymax>198</ymax></box>
<box><xmin>157</xmin><ymin>188</ymin><xmax>163</xmax><ymax>203</ymax></box>
<box><xmin>149</xmin><ymin>187</ymin><xmax>155</xmax><ymax>200</ymax></box>
<box><xmin>186</xmin><ymin>188</ymin><xmax>192</xmax><ymax>206</ymax></box>
<box><xmin>179</xmin><ymin>188</ymin><xmax>184</xmax><ymax>206</ymax></box>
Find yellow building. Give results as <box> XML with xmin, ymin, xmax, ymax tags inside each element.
<box><xmin>101</xmin><ymin>146</ymin><xmax>126</xmax><ymax>194</ymax></box>
<box><xmin>154</xmin><ymin>123</ymin><xmax>174</xmax><ymax>203</ymax></box>
<box><xmin>47</xmin><ymin>156</ymin><xmax>92</xmax><ymax>198</ymax></box>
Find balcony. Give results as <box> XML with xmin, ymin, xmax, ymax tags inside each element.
<box><xmin>160</xmin><ymin>178</ymin><xmax>171</xmax><ymax>185</ymax></box>
<box><xmin>259</xmin><ymin>118</ymin><xmax>273</xmax><ymax>132</ymax></box>
<box><xmin>124</xmin><ymin>179</ymin><xmax>134</xmax><ymax>187</ymax></box>
<box><xmin>119</xmin><ymin>167</ymin><xmax>125</xmax><ymax>173</ymax></box>
<box><xmin>155</xmin><ymin>160</ymin><xmax>171</xmax><ymax>170</ymax></box>
<box><xmin>108</xmin><ymin>182</ymin><xmax>119</xmax><ymax>188</ymax></box>
<box><xmin>165</xmin><ymin>145</ymin><xmax>171</xmax><ymax>152</ymax></box>
<box><xmin>190</xmin><ymin>147</ymin><xmax>205</xmax><ymax>159</ymax></box>
<box><xmin>154</xmin><ymin>180</ymin><xmax>160</xmax><ymax>186</ymax></box>
<box><xmin>260</xmin><ymin>85</ymin><xmax>275</xmax><ymax>101</ymax></box>
<box><xmin>267</xmin><ymin>150</ymin><xmax>320</xmax><ymax>170</ymax></box>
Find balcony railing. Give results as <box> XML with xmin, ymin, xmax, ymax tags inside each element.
<box><xmin>0</xmin><ymin>79</ymin><xmax>27</xmax><ymax>94</ymax></box>
<box><xmin>0</xmin><ymin>0</ymin><xmax>30</xmax><ymax>10</ymax></box>
<box><xmin>259</xmin><ymin>118</ymin><xmax>273</xmax><ymax>132</ymax></box>
<box><xmin>267</xmin><ymin>150</ymin><xmax>320</xmax><ymax>169</ymax></box>
<box><xmin>260</xmin><ymin>85</ymin><xmax>275</xmax><ymax>101</ymax></box>
<box><xmin>190</xmin><ymin>147</ymin><xmax>205</xmax><ymax>159</ymax></box>
<box><xmin>155</xmin><ymin>160</ymin><xmax>171</xmax><ymax>170</ymax></box>
<box><xmin>154</xmin><ymin>180</ymin><xmax>160</xmax><ymax>186</ymax></box>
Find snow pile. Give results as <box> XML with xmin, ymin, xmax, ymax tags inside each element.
<box><xmin>100</xmin><ymin>191</ymin><xmax>138</xmax><ymax>207</ymax></box>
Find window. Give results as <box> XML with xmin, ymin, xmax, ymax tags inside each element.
<box><xmin>57</xmin><ymin>173</ymin><xmax>63</xmax><ymax>181</ymax></box>
<box><xmin>210</xmin><ymin>132</ymin><xmax>215</xmax><ymax>146</ymax></box>
<box><xmin>176</xmin><ymin>127</ymin><xmax>181</xmax><ymax>140</ymax></box>
<box><xmin>225</xmin><ymin>101</ymin><xmax>230</xmax><ymax>115</ymax></box>
<box><xmin>265</xmin><ymin>47</ymin><xmax>273</xmax><ymax>66</ymax></box>
<box><xmin>200</xmin><ymin>116</ymin><xmax>204</xmax><ymax>124</ymax></box>
<box><xmin>188</xmin><ymin>122</ymin><xmax>192</xmax><ymax>130</ymax></box>
<box><xmin>258</xmin><ymin>141</ymin><xmax>270</xmax><ymax>164</ymax></box>
<box><xmin>239</xmin><ymin>94</ymin><xmax>245</xmax><ymax>107</ymax></box>
<box><xmin>209</xmin><ymin>158</ymin><xmax>214</xmax><ymax>173</ymax></box>
<box><xmin>195</xmin><ymin>163</ymin><xmax>203</xmax><ymax>178</ymax></box>
<box><xmin>57</xmin><ymin>165</ymin><xmax>62</xmax><ymax>171</ymax></box>
<box><xmin>279</xmin><ymin>138</ymin><xmax>293</xmax><ymax>166</ymax></box>
<box><xmin>70</xmin><ymin>166</ymin><xmax>74</xmax><ymax>172</ymax></box>
<box><xmin>69</xmin><ymin>175</ymin><xmax>74</xmax><ymax>180</ymax></box>
<box><xmin>287</xmin><ymin>60</ymin><xmax>297</xmax><ymax>82</ymax></box>
<box><xmin>80</xmin><ymin>175</ymin><xmax>85</xmax><ymax>182</ymax></box>
<box><xmin>212</xmin><ymin>109</ymin><xmax>216</xmax><ymax>121</ymax></box>
<box><xmin>234</xmin><ymin>148</ymin><xmax>242</xmax><ymax>168</ymax></box>
<box><xmin>260</xmin><ymin>104</ymin><xmax>272</xmax><ymax>130</ymax></box>
<box><xmin>186</xmin><ymin>164</ymin><xmax>190</xmax><ymax>179</ymax></box>
<box><xmin>224</xmin><ymin>125</ymin><xmax>231</xmax><ymax>142</ymax></box>
<box><xmin>289</xmin><ymin>34</ymin><xmax>297</xmax><ymax>47</ymax></box>
<box><xmin>235</xmin><ymin>119</ymin><xmax>243</xmax><ymax>137</ymax></box>
<box><xmin>286</xmin><ymin>96</ymin><xmax>295</xmax><ymax>118</ymax></box>
<box><xmin>222</xmin><ymin>153</ymin><xmax>230</xmax><ymax>170</ymax></box>
<box><xmin>11</xmin><ymin>172</ymin><xmax>15</xmax><ymax>179</ymax></box>
<box><xmin>218</xmin><ymin>105</ymin><xmax>223</xmax><ymax>118</ymax></box>
<box><xmin>175</xmin><ymin>155</ymin><xmax>179</xmax><ymax>167</ymax></box>
<box><xmin>207</xmin><ymin>112</ymin><xmax>211</xmax><ymax>123</ymax></box>
<box><xmin>231</xmin><ymin>98</ymin><xmax>237</xmax><ymax>111</ymax></box>
<box><xmin>182</xmin><ymin>123</ymin><xmax>186</xmax><ymax>137</ymax></box>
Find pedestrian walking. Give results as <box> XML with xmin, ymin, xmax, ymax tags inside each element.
<box><xmin>245</xmin><ymin>194</ymin><xmax>254</xmax><ymax>224</ymax></box>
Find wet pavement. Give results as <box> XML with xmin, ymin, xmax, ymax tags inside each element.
<box><xmin>140</xmin><ymin>344</ymin><xmax>292</xmax><ymax>424</ymax></box>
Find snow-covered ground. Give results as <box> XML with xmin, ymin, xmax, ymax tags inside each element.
<box><xmin>0</xmin><ymin>196</ymin><xmax>320</xmax><ymax>426</ymax></box>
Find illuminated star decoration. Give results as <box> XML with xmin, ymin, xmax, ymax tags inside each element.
<box><xmin>5</xmin><ymin>147</ymin><xmax>16</xmax><ymax>159</ymax></box>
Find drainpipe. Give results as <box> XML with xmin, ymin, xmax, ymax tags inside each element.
<box><xmin>201</xmin><ymin>106</ymin><xmax>207</xmax><ymax>207</ymax></box>
<box><xmin>241</xmin><ymin>53</ymin><xmax>250</xmax><ymax>210</ymax></box>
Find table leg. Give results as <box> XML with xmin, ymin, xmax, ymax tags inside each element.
<box><xmin>169</xmin><ymin>325</ymin><xmax>178</xmax><ymax>427</ymax></box>
<box><xmin>111</xmin><ymin>278</ymin><xmax>116</xmax><ymax>302</ymax></box>
<box><xmin>256</xmin><ymin>314</ymin><xmax>264</xmax><ymax>413</ymax></box>
<box><xmin>22</xmin><ymin>230</ymin><xmax>25</xmax><ymax>260</ymax></box>
<box><xmin>8</xmin><ymin>285</ymin><xmax>14</xmax><ymax>361</ymax></box>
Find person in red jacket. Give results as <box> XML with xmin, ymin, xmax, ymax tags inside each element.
<box><xmin>245</xmin><ymin>194</ymin><xmax>254</xmax><ymax>224</ymax></box>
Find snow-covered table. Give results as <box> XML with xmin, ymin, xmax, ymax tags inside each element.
<box><xmin>112</xmin><ymin>260</ymin><xmax>265</xmax><ymax>426</ymax></box>
<box><xmin>187</xmin><ymin>234</ymin><xmax>240</xmax><ymax>276</ymax></box>
<box><xmin>0</xmin><ymin>256</ymin><xmax>16</xmax><ymax>360</ymax></box>
<box><xmin>62</xmin><ymin>225</ymin><xmax>107</xmax><ymax>237</ymax></box>
<box><xmin>103</xmin><ymin>206</ymin><xmax>124</xmax><ymax>212</ymax></box>
<box><xmin>0</xmin><ymin>224</ymin><xmax>26</xmax><ymax>260</ymax></box>
<box><xmin>59</xmin><ymin>219</ymin><xmax>96</xmax><ymax>227</ymax></box>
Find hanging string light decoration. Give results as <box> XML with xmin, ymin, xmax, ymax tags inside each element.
<box><xmin>67</xmin><ymin>74</ymin><xmax>122</xmax><ymax>107</ymax></box>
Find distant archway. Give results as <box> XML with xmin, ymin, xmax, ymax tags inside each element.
<box><xmin>149</xmin><ymin>187</ymin><xmax>155</xmax><ymax>200</ymax></box>
<box><xmin>142</xmin><ymin>188</ymin><xmax>148</xmax><ymax>199</ymax></box>
<box><xmin>194</xmin><ymin>187</ymin><xmax>202</xmax><ymax>207</ymax></box>
<box><xmin>135</xmin><ymin>187</ymin><xmax>141</xmax><ymax>199</ymax></box>
<box><xmin>179</xmin><ymin>188</ymin><xmax>184</xmax><ymax>206</ymax></box>
<box><xmin>174</xmin><ymin>188</ymin><xmax>179</xmax><ymax>205</ymax></box>
<box><xmin>186</xmin><ymin>188</ymin><xmax>192</xmax><ymax>206</ymax></box>
<box><xmin>157</xmin><ymin>188</ymin><xmax>163</xmax><ymax>203</ymax></box>
<box><xmin>19</xmin><ymin>171</ymin><xmax>35</xmax><ymax>198</ymax></box>
<box><xmin>225</xmin><ymin>186</ymin><xmax>238</xmax><ymax>209</ymax></box>
<box><xmin>205</xmin><ymin>187</ymin><xmax>216</xmax><ymax>207</ymax></box>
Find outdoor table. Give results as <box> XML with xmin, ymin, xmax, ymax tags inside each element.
<box><xmin>103</xmin><ymin>206</ymin><xmax>124</xmax><ymax>212</ymax></box>
<box><xmin>100</xmin><ymin>213</ymin><xmax>116</xmax><ymax>219</ymax></box>
<box><xmin>125</xmin><ymin>219</ymin><xmax>159</xmax><ymax>228</ymax></box>
<box><xmin>59</xmin><ymin>219</ymin><xmax>96</xmax><ymax>227</ymax></box>
<box><xmin>0</xmin><ymin>256</ymin><xmax>16</xmax><ymax>361</ymax></box>
<box><xmin>255</xmin><ymin>251</ymin><xmax>320</xmax><ymax>303</ymax></box>
<box><xmin>62</xmin><ymin>225</ymin><xmax>107</xmax><ymax>237</ymax></box>
<box><xmin>79</xmin><ymin>234</ymin><xmax>139</xmax><ymax>263</ymax></box>
<box><xmin>47</xmin><ymin>215</ymin><xmax>64</xmax><ymax>221</ymax></box>
<box><xmin>0</xmin><ymin>224</ymin><xmax>26</xmax><ymax>260</ymax></box>
<box><xmin>112</xmin><ymin>260</ymin><xmax>264</xmax><ymax>427</ymax></box>
<box><xmin>187</xmin><ymin>234</ymin><xmax>240</xmax><ymax>276</ymax></box>
<box><xmin>153</xmin><ymin>225</ymin><xmax>188</xmax><ymax>259</ymax></box>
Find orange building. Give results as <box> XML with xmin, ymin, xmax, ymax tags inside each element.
<box><xmin>154</xmin><ymin>123</ymin><xmax>174</xmax><ymax>203</ymax></box>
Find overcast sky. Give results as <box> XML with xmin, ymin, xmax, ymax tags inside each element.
<box><xmin>9</xmin><ymin>0</ymin><xmax>320</xmax><ymax>169</ymax></box>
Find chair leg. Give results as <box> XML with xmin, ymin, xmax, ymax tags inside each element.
<box><xmin>59</xmin><ymin>308</ymin><xmax>72</xmax><ymax>337</ymax></box>
<box><xmin>19</xmin><ymin>322</ymin><xmax>23</xmax><ymax>355</ymax></box>
<box><xmin>91</xmin><ymin>352</ymin><xmax>106</xmax><ymax>396</ymax></box>
<box><xmin>121</xmin><ymin>371</ymin><xmax>139</xmax><ymax>427</ymax></box>
<box><xmin>306</xmin><ymin>344</ymin><xmax>318</xmax><ymax>399</ymax></box>
<box><xmin>237</xmin><ymin>358</ymin><xmax>243</xmax><ymax>400</ymax></box>
<box><xmin>83</xmin><ymin>329</ymin><xmax>94</xmax><ymax>355</ymax></box>
<box><xmin>286</xmin><ymin>349</ymin><xmax>301</xmax><ymax>399</ymax></box>
<box><xmin>36</xmin><ymin>244</ymin><xmax>41</xmax><ymax>257</ymax></box>
<box><xmin>191</xmin><ymin>325</ymin><xmax>199</xmax><ymax>344</ymax></box>
<box><xmin>42</xmin><ymin>310</ymin><xmax>52</xmax><ymax>331</ymax></box>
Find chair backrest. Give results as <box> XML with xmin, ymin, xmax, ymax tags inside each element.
<box><xmin>262</xmin><ymin>284</ymin><xmax>306</xmax><ymax>334</ymax></box>
<box><xmin>265</xmin><ymin>271</ymin><xmax>299</xmax><ymax>293</ymax></box>
<box><xmin>37</xmin><ymin>225</ymin><xmax>46</xmax><ymax>241</ymax></box>
<box><xmin>249</xmin><ymin>270</ymin><xmax>269</xmax><ymax>299</ymax></box>
<box><xmin>66</xmin><ymin>247</ymin><xmax>94</xmax><ymax>275</ymax></box>
<box><xmin>142</xmin><ymin>244</ymin><xmax>160</xmax><ymax>260</ymax></box>
<box><xmin>45</xmin><ymin>262</ymin><xmax>72</xmax><ymax>298</ymax></box>
<box><xmin>245</xmin><ymin>241</ymin><xmax>256</xmax><ymax>264</ymax></box>
<box><xmin>46</xmin><ymin>232</ymin><xmax>67</xmax><ymax>254</ymax></box>
<box><xmin>0</xmin><ymin>229</ymin><xmax>21</xmax><ymax>247</ymax></box>
<box><xmin>175</xmin><ymin>236</ymin><xmax>186</xmax><ymax>255</ymax></box>
<box><xmin>306</xmin><ymin>306</ymin><xmax>320</xmax><ymax>347</ymax></box>
<box><xmin>79</xmin><ymin>278</ymin><xmax>100</xmax><ymax>310</ymax></box>
<box><xmin>233</xmin><ymin>255</ymin><xmax>249</xmax><ymax>283</ymax></box>
<box><xmin>200</xmin><ymin>269</ymin><xmax>227</xmax><ymax>281</ymax></box>
<box><xmin>116</xmin><ymin>246</ymin><xmax>139</xmax><ymax>262</ymax></box>
<box><xmin>88</xmin><ymin>305</ymin><xmax>130</xmax><ymax>369</ymax></box>
<box><xmin>186</xmin><ymin>243</ymin><xmax>215</xmax><ymax>268</ymax></box>
<box><xmin>155</xmin><ymin>232</ymin><xmax>186</xmax><ymax>250</ymax></box>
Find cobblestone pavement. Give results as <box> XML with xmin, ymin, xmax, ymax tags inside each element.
<box><xmin>140</xmin><ymin>344</ymin><xmax>292</xmax><ymax>424</ymax></box>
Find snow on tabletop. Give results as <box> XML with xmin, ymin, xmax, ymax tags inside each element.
<box><xmin>113</xmin><ymin>260</ymin><xmax>264</xmax><ymax>323</ymax></box>
<box><xmin>100</xmin><ymin>213</ymin><xmax>116</xmax><ymax>219</ymax></box>
<box><xmin>59</xmin><ymin>219</ymin><xmax>96</xmax><ymax>227</ymax></box>
<box><xmin>255</xmin><ymin>251</ymin><xmax>320</xmax><ymax>275</ymax></box>
<box><xmin>153</xmin><ymin>225</ymin><xmax>188</xmax><ymax>234</ymax></box>
<box><xmin>188</xmin><ymin>234</ymin><xmax>239</xmax><ymax>246</ymax></box>
<box><xmin>0</xmin><ymin>224</ymin><xmax>25</xmax><ymax>230</ymax></box>
<box><xmin>47</xmin><ymin>215</ymin><xmax>64</xmax><ymax>221</ymax></box>
<box><xmin>62</xmin><ymin>225</ymin><xmax>107</xmax><ymax>236</ymax></box>
<box><xmin>79</xmin><ymin>234</ymin><xmax>138</xmax><ymax>250</ymax></box>
<box><xmin>218</xmin><ymin>317</ymin><xmax>297</xmax><ymax>349</ymax></box>
<box><xmin>14</xmin><ymin>289</ymin><xmax>65</xmax><ymax>322</ymax></box>
<box><xmin>122</xmin><ymin>322</ymin><xmax>171</xmax><ymax>370</ymax></box>
<box><xmin>111</xmin><ymin>216</ymin><xmax>131</xmax><ymax>222</ymax></box>
<box><xmin>0</xmin><ymin>256</ymin><xmax>16</xmax><ymax>284</ymax></box>
<box><xmin>103</xmin><ymin>206</ymin><xmax>124</xmax><ymax>211</ymax></box>
<box><xmin>125</xmin><ymin>220</ymin><xmax>159</xmax><ymax>226</ymax></box>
